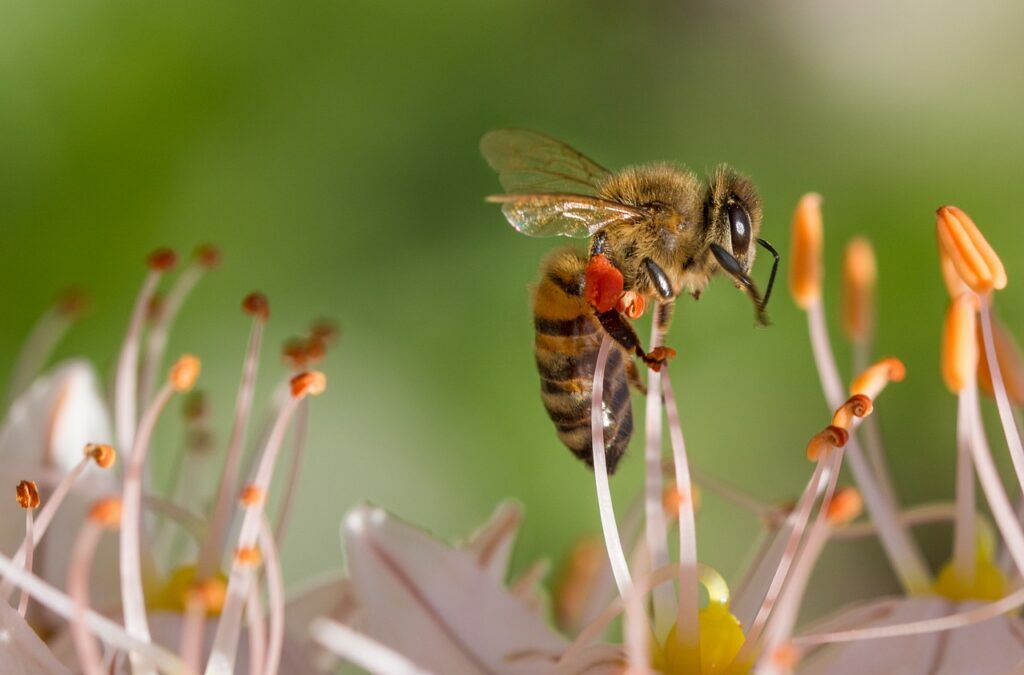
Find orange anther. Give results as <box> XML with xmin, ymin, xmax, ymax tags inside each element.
<box><xmin>242</xmin><ymin>292</ymin><xmax>270</xmax><ymax>320</ymax></box>
<box><xmin>56</xmin><ymin>287</ymin><xmax>89</xmax><ymax>317</ymax></box>
<box><xmin>936</xmin><ymin>206</ymin><xmax>1006</xmax><ymax>295</ymax></box>
<box><xmin>841</xmin><ymin>238</ymin><xmax>876</xmax><ymax>343</ymax></box>
<box><xmin>942</xmin><ymin>294</ymin><xmax>979</xmax><ymax>394</ymax></box>
<box><xmin>170</xmin><ymin>355</ymin><xmax>201</xmax><ymax>392</ymax></box>
<box><xmin>825</xmin><ymin>487</ymin><xmax>863</xmax><ymax>526</ymax></box>
<box><xmin>310</xmin><ymin>320</ymin><xmax>340</xmax><ymax>345</ymax></box>
<box><xmin>304</xmin><ymin>336</ymin><xmax>327</xmax><ymax>364</ymax></box>
<box><xmin>189</xmin><ymin>578</ymin><xmax>227</xmax><ymax>612</ymax></box>
<box><xmin>85</xmin><ymin>443</ymin><xmax>117</xmax><ymax>469</ymax></box>
<box><xmin>553</xmin><ymin>537</ymin><xmax>603</xmax><ymax>629</ymax></box>
<box><xmin>831</xmin><ymin>394</ymin><xmax>874</xmax><ymax>430</ymax></box>
<box><xmin>789</xmin><ymin>193</ymin><xmax>824</xmax><ymax>309</ymax></box>
<box><xmin>850</xmin><ymin>357</ymin><xmax>906</xmax><ymax>400</ymax></box>
<box><xmin>806</xmin><ymin>425</ymin><xmax>849</xmax><ymax>461</ymax></box>
<box><xmin>90</xmin><ymin>497</ymin><xmax>122</xmax><ymax>528</ymax></box>
<box><xmin>147</xmin><ymin>248</ymin><xmax>178</xmax><ymax>272</ymax></box>
<box><xmin>15</xmin><ymin>480</ymin><xmax>40</xmax><ymax>510</ymax></box>
<box><xmin>663</xmin><ymin>484</ymin><xmax>700</xmax><ymax>518</ymax></box>
<box><xmin>978</xmin><ymin>313</ymin><xmax>1024</xmax><ymax>405</ymax></box>
<box><xmin>240</xmin><ymin>485</ymin><xmax>265</xmax><ymax>506</ymax></box>
<box><xmin>290</xmin><ymin>371</ymin><xmax>327</xmax><ymax>399</ymax></box>
<box><xmin>584</xmin><ymin>254</ymin><xmax>624</xmax><ymax>313</ymax></box>
<box><xmin>939</xmin><ymin>247</ymin><xmax>970</xmax><ymax>300</ymax></box>
<box><xmin>194</xmin><ymin>244</ymin><xmax>222</xmax><ymax>269</ymax></box>
<box><xmin>769</xmin><ymin>642</ymin><xmax>801</xmax><ymax>670</ymax></box>
<box><xmin>235</xmin><ymin>547</ymin><xmax>262</xmax><ymax>566</ymax></box>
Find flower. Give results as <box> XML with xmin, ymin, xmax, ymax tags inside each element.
<box><xmin>0</xmin><ymin>246</ymin><xmax>338</xmax><ymax>674</ymax></box>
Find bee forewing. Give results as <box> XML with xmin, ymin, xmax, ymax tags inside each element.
<box><xmin>490</xmin><ymin>193</ymin><xmax>644</xmax><ymax>238</ymax></box>
<box><xmin>480</xmin><ymin>129</ymin><xmax>611</xmax><ymax>196</ymax></box>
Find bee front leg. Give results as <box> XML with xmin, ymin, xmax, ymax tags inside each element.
<box><xmin>595</xmin><ymin>309</ymin><xmax>676</xmax><ymax>372</ymax></box>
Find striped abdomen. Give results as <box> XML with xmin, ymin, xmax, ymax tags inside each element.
<box><xmin>532</xmin><ymin>249</ymin><xmax>633</xmax><ymax>474</ymax></box>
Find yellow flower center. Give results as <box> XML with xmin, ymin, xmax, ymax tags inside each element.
<box><xmin>147</xmin><ymin>564</ymin><xmax>228</xmax><ymax>615</ymax></box>
<box><xmin>933</xmin><ymin>531</ymin><xmax>1008</xmax><ymax>602</ymax></box>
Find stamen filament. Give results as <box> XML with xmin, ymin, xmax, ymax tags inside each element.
<box><xmin>4</xmin><ymin>296</ymin><xmax>80</xmax><ymax>409</ymax></box>
<box><xmin>953</xmin><ymin>388</ymin><xmax>977</xmax><ymax>583</ymax></box>
<box><xmin>261</xmin><ymin>515</ymin><xmax>286</xmax><ymax>675</ymax></box>
<box><xmin>644</xmin><ymin>302</ymin><xmax>674</xmax><ymax>637</ymax></box>
<box><xmin>979</xmin><ymin>300</ymin><xmax>1024</xmax><ymax>495</ymax></box>
<box><xmin>588</xmin><ymin>336</ymin><xmax>632</xmax><ymax>598</ymax></box>
<box><xmin>963</xmin><ymin>382</ymin><xmax>1024</xmax><ymax>575</ymax></box>
<box><xmin>115</xmin><ymin>266</ymin><xmax>164</xmax><ymax>456</ymax></box>
<box><xmin>832</xmin><ymin>502</ymin><xmax>958</xmax><ymax>539</ymax></box>
<box><xmin>69</xmin><ymin>521</ymin><xmax>110</xmax><ymax>675</ymax></box>
<box><xmin>199</xmin><ymin>305</ymin><xmax>267</xmax><ymax>579</ymax></box>
<box><xmin>205</xmin><ymin>372</ymin><xmax>320</xmax><ymax>675</ymax></box>
<box><xmin>310</xmin><ymin>618</ymin><xmax>435</xmax><ymax>675</ymax></box>
<box><xmin>18</xmin><ymin>508</ymin><xmax>34</xmax><ymax>617</ymax></box>
<box><xmin>0</xmin><ymin>550</ymin><xmax>193</xmax><ymax>675</ymax></box>
<box><xmin>245</xmin><ymin>583</ymin><xmax>266</xmax><ymax>675</ymax></box>
<box><xmin>139</xmin><ymin>256</ymin><xmax>209</xmax><ymax>407</ymax></box>
<box><xmin>660</xmin><ymin>367</ymin><xmax>701</xmax><ymax>671</ymax></box>
<box><xmin>0</xmin><ymin>454</ymin><xmax>92</xmax><ymax>602</ymax></box>
<box><xmin>806</xmin><ymin>303</ymin><xmax>930</xmax><ymax>592</ymax></box>
<box><xmin>274</xmin><ymin>398</ymin><xmax>308</xmax><ymax>546</ymax></box>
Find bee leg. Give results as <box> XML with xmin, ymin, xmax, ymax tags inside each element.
<box><xmin>642</xmin><ymin>258</ymin><xmax>674</xmax><ymax>299</ymax></box>
<box><xmin>595</xmin><ymin>309</ymin><xmax>676</xmax><ymax>372</ymax></box>
<box><xmin>625</xmin><ymin>358</ymin><xmax>647</xmax><ymax>396</ymax></box>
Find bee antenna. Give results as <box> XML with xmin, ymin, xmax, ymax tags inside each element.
<box><xmin>710</xmin><ymin>243</ymin><xmax>770</xmax><ymax>326</ymax></box>
<box><xmin>756</xmin><ymin>237</ymin><xmax>780</xmax><ymax>314</ymax></box>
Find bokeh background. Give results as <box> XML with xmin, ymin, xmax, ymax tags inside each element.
<box><xmin>3</xmin><ymin>0</ymin><xmax>1024</xmax><ymax>622</ymax></box>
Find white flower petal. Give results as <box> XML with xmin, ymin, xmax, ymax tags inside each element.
<box><xmin>0</xmin><ymin>359</ymin><xmax>114</xmax><ymax>479</ymax></box>
<box><xmin>799</xmin><ymin>596</ymin><xmax>1024</xmax><ymax>675</ymax></box>
<box><xmin>342</xmin><ymin>505</ymin><xmax>568</xmax><ymax>675</ymax></box>
<box><xmin>461</xmin><ymin>501</ymin><xmax>522</xmax><ymax>581</ymax></box>
<box><xmin>0</xmin><ymin>600</ymin><xmax>70</xmax><ymax>674</ymax></box>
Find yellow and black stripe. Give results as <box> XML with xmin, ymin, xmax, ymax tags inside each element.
<box><xmin>532</xmin><ymin>248</ymin><xmax>633</xmax><ymax>473</ymax></box>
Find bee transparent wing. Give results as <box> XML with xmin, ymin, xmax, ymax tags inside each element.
<box><xmin>480</xmin><ymin>129</ymin><xmax>611</xmax><ymax>196</ymax></box>
<box><xmin>487</xmin><ymin>193</ymin><xmax>645</xmax><ymax>238</ymax></box>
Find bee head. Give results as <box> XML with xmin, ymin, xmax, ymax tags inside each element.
<box><xmin>704</xmin><ymin>165</ymin><xmax>763</xmax><ymax>275</ymax></box>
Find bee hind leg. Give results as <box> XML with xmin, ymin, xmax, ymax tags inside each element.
<box><xmin>626</xmin><ymin>359</ymin><xmax>647</xmax><ymax>396</ymax></box>
<box><xmin>595</xmin><ymin>309</ymin><xmax>676</xmax><ymax>372</ymax></box>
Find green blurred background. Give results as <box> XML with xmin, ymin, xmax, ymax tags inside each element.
<box><xmin>3</xmin><ymin>1</ymin><xmax>1024</xmax><ymax>619</ymax></box>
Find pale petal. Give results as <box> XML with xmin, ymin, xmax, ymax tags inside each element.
<box><xmin>0</xmin><ymin>359</ymin><xmax>114</xmax><ymax>480</ymax></box>
<box><xmin>0</xmin><ymin>600</ymin><xmax>70</xmax><ymax>674</ymax></box>
<box><xmin>343</xmin><ymin>505</ymin><xmax>568</xmax><ymax>675</ymax></box>
<box><xmin>799</xmin><ymin>596</ymin><xmax>1024</xmax><ymax>675</ymax></box>
<box><xmin>461</xmin><ymin>501</ymin><xmax>522</xmax><ymax>581</ymax></box>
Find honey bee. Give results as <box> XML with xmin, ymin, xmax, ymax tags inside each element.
<box><xmin>481</xmin><ymin>129</ymin><xmax>779</xmax><ymax>473</ymax></box>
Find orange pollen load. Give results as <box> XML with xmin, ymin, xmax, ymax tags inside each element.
<box><xmin>190</xmin><ymin>578</ymin><xmax>227</xmax><ymax>611</ymax></box>
<box><xmin>242</xmin><ymin>292</ymin><xmax>270</xmax><ymax>321</ymax></box>
<box><xmin>806</xmin><ymin>425</ymin><xmax>849</xmax><ymax>461</ymax></box>
<box><xmin>290</xmin><ymin>371</ymin><xmax>327</xmax><ymax>399</ymax></box>
<box><xmin>942</xmin><ymin>294</ymin><xmax>980</xmax><ymax>394</ymax></box>
<box><xmin>788</xmin><ymin>193</ymin><xmax>824</xmax><ymax>310</ymax></box>
<box><xmin>194</xmin><ymin>243</ymin><xmax>222</xmax><ymax>269</ymax></box>
<box><xmin>240</xmin><ymin>485</ymin><xmax>265</xmax><ymax>506</ymax></box>
<box><xmin>235</xmin><ymin>547</ymin><xmax>262</xmax><ymax>566</ymax></box>
<box><xmin>841</xmin><ymin>237</ymin><xmax>877</xmax><ymax>342</ymax></box>
<box><xmin>147</xmin><ymin>248</ymin><xmax>178</xmax><ymax>272</ymax></box>
<box><xmin>831</xmin><ymin>394</ymin><xmax>874</xmax><ymax>430</ymax></box>
<box><xmin>170</xmin><ymin>355</ymin><xmax>202</xmax><ymax>392</ymax></box>
<box><xmin>85</xmin><ymin>443</ymin><xmax>117</xmax><ymax>469</ymax></box>
<box><xmin>935</xmin><ymin>206</ymin><xmax>1007</xmax><ymax>295</ymax></box>
<box><xmin>850</xmin><ymin>357</ymin><xmax>906</xmax><ymax>400</ymax></box>
<box><xmin>15</xmin><ymin>480</ymin><xmax>40</xmax><ymax>510</ymax></box>
<box><xmin>89</xmin><ymin>497</ymin><xmax>122</xmax><ymax>528</ymax></box>
<box><xmin>583</xmin><ymin>254</ymin><xmax>625</xmax><ymax>313</ymax></box>
<box><xmin>825</xmin><ymin>487</ymin><xmax>864</xmax><ymax>525</ymax></box>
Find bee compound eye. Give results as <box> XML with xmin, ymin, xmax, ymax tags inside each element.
<box><xmin>728</xmin><ymin>203</ymin><xmax>752</xmax><ymax>257</ymax></box>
